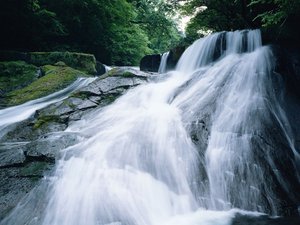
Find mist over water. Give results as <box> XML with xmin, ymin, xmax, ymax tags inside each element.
<box><xmin>1</xmin><ymin>30</ymin><xmax>299</xmax><ymax>225</ymax></box>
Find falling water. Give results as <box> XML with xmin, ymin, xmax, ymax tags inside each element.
<box><xmin>158</xmin><ymin>52</ymin><xmax>169</xmax><ymax>73</ymax></box>
<box><xmin>1</xmin><ymin>30</ymin><xmax>299</xmax><ymax>225</ymax></box>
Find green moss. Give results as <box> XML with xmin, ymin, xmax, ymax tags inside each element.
<box><xmin>6</xmin><ymin>65</ymin><xmax>89</xmax><ymax>106</ymax></box>
<box><xmin>107</xmin><ymin>68</ymin><xmax>118</xmax><ymax>76</ymax></box>
<box><xmin>0</xmin><ymin>61</ymin><xmax>37</xmax><ymax>94</ymax></box>
<box><xmin>33</xmin><ymin>115</ymin><xmax>62</xmax><ymax>129</ymax></box>
<box><xmin>63</xmin><ymin>98</ymin><xmax>77</xmax><ymax>110</ymax></box>
<box><xmin>54</xmin><ymin>61</ymin><xmax>67</xmax><ymax>67</ymax></box>
<box><xmin>29</xmin><ymin>52</ymin><xmax>97</xmax><ymax>74</ymax></box>
<box><xmin>70</xmin><ymin>91</ymin><xmax>92</xmax><ymax>100</ymax></box>
<box><xmin>104</xmin><ymin>68</ymin><xmax>135</xmax><ymax>78</ymax></box>
<box><xmin>102</xmin><ymin>94</ymin><xmax>118</xmax><ymax>105</ymax></box>
<box><xmin>122</xmin><ymin>71</ymin><xmax>135</xmax><ymax>77</ymax></box>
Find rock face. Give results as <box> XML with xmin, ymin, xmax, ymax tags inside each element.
<box><xmin>166</xmin><ymin>46</ymin><xmax>186</xmax><ymax>71</ymax></box>
<box><xmin>140</xmin><ymin>54</ymin><xmax>161</xmax><ymax>72</ymax></box>
<box><xmin>0</xmin><ymin>67</ymin><xmax>149</xmax><ymax>219</ymax></box>
<box><xmin>273</xmin><ymin>46</ymin><xmax>300</xmax><ymax>151</ymax></box>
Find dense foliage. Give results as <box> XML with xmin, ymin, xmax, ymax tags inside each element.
<box><xmin>129</xmin><ymin>0</ymin><xmax>182</xmax><ymax>53</ymax></box>
<box><xmin>0</xmin><ymin>0</ymin><xmax>182</xmax><ymax>65</ymax></box>
<box><xmin>1</xmin><ymin>0</ymin><xmax>299</xmax><ymax>65</ymax></box>
<box><xmin>180</xmin><ymin>0</ymin><xmax>300</xmax><ymax>46</ymax></box>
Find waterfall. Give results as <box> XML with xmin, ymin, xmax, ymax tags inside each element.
<box><xmin>158</xmin><ymin>52</ymin><xmax>169</xmax><ymax>73</ymax></box>
<box><xmin>1</xmin><ymin>30</ymin><xmax>299</xmax><ymax>225</ymax></box>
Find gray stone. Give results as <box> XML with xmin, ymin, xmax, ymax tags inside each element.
<box><xmin>0</xmin><ymin>143</ymin><xmax>27</xmax><ymax>167</ymax></box>
<box><xmin>26</xmin><ymin>132</ymin><xmax>81</xmax><ymax>159</ymax></box>
<box><xmin>0</xmin><ymin>161</ymin><xmax>53</xmax><ymax>220</ymax></box>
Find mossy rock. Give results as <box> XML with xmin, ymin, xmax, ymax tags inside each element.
<box><xmin>19</xmin><ymin>161</ymin><xmax>52</xmax><ymax>179</ymax></box>
<box><xmin>105</xmin><ymin>67</ymin><xmax>148</xmax><ymax>78</ymax></box>
<box><xmin>0</xmin><ymin>61</ymin><xmax>38</xmax><ymax>95</ymax></box>
<box><xmin>33</xmin><ymin>115</ymin><xmax>64</xmax><ymax>129</ymax></box>
<box><xmin>70</xmin><ymin>91</ymin><xmax>93</xmax><ymax>100</ymax></box>
<box><xmin>54</xmin><ymin>61</ymin><xmax>67</xmax><ymax>67</ymax></box>
<box><xmin>122</xmin><ymin>71</ymin><xmax>135</xmax><ymax>77</ymax></box>
<box><xmin>29</xmin><ymin>52</ymin><xmax>97</xmax><ymax>74</ymax></box>
<box><xmin>5</xmin><ymin>65</ymin><xmax>89</xmax><ymax>106</ymax></box>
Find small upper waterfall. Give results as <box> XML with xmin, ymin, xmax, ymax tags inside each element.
<box><xmin>1</xmin><ymin>30</ymin><xmax>299</xmax><ymax>225</ymax></box>
<box><xmin>158</xmin><ymin>52</ymin><xmax>169</xmax><ymax>73</ymax></box>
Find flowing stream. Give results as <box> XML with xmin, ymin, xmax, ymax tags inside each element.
<box><xmin>1</xmin><ymin>30</ymin><xmax>299</xmax><ymax>225</ymax></box>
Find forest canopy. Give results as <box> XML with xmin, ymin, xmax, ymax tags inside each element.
<box><xmin>0</xmin><ymin>0</ymin><xmax>182</xmax><ymax>65</ymax></box>
<box><xmin>1</xmin><ymin>0</ymin><xmax>299</xmax><ymax>65</ymax></box>
<box><xmin>179</xmin><ymin>0</ymin><xmax>300</xmax><ymax>46</ymax></box>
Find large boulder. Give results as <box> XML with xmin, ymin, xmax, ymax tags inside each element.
<box><xmin>166</xmin><ymin>46</ymin><xmax>186</xmax><ymax>71</ymax></box>
<box><xmin>4</xmin><ymin>64</ymin><xmax>90</xmax><ymax>106</ymax></box>
<box><xmin>140</xmin><ymin>54</ymin><xmax>161</xmax><ymax>72</ymax></box>
<box><xmin>0</xmin><ymin>51</ymin><xmax>99</xmax><ymax>75</ymax></box>
<box><xmin>28</xmin><ymin>52</ymin><xmax>97</xmax><ymax>75</ymax></box>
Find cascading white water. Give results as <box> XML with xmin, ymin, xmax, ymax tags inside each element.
<box><xmin>1</xmin><ymin>30</ymin><xmax>299</xmax><ymax>225</ymax></box>
<box><xmin>158</xmin><ymin>52</ymin><xmax>169</xmax><ymax>73</ymax></box>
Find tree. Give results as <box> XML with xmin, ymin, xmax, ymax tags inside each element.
<box><xmin>129</xmin><ymin>0</ymin><xmax>183</xmax><ymax>53</ymax></box>
<box><xmin>249</xmin><ymin>0</ymin><xmax>300</xmax><ymax>27</ymax></box>
<box><xmin>0</xmin><ymin>0</ymin><xmax>65</xmax><ymax>50</ymax></box>
<box><xmin>0</xmin><ymin>0</ymin><xmax>183</xmax><ymax>65</ymax></box>
<box><xmin>181</xmin><ymin>0</ymin><xmax>256</xmax><ymax>36</ymax></box>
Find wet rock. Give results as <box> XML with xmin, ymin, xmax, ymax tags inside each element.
<box><xmin>166</xmin><ymin>46</ymin><xmax>186</xmax><ymax>70</ymax></box>
<box><xmin>25</xmin><ymin>132</ymin><xmax>82</xmax><ymax>160</ymax></box>
<box><xmin>189</xmin><ymin>119</ymin><xmax>210</xmax><ymax>152</ymax></box>
<box><xmin>0</xmin><ymin>143</ymin><xmax>27</xmax><ymax>167</ymax></box>
<box><xmin>0</xmin><ymin>161</ymin><xmax>53</xmax><ymax>220</ymax></box>
<box><xmin>272</xmin><ymin>45</ymin><xmax>300</xmax><ymax>160</ymax></box>
<box><xmin>1</xmin><ymin>120</ymin><xmax>38</xmax><ymax>142</ymax></box>
<box><xmin>140</xmin><ymin>54</ymin><xmax>161</xmax><ymax>72</ymax></box>
<box><xmin>232</xmin><ymin>213</ymin><xmax>300</xmax><ymax>225</ymax></box>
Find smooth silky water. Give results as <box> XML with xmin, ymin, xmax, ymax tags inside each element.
<box><xmin>158</xmin><ymin>52</ymin><xmax>169</xmax><ymax>74</ymax></box>
<box><xmin>1</xmin><ymin>30</ymin><xmax>299</xmax><ymax>225</ymax></box>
